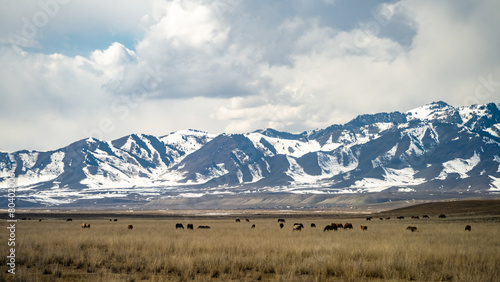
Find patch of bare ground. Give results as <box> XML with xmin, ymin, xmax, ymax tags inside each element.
<box><xmin>375</xmin><ymin>198</ymin><xmax>500</xmax><ymax>221</ymax></box>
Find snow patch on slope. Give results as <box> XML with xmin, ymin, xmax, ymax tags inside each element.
<box><xmin>437</xmin><ymin>152</ymin><xmax>480</xmax><ymax>179</ymax></box>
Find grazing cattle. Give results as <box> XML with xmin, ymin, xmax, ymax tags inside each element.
<box><xmin>465</xmin><ymin>225</ymin><xmax>471</xmax><ymax>231</ymax></box>
<box><xmin>187</xmin><ymin>224</ymin><xmax>194</xmax><ymax>230</ymax></box>
<box><xmin>310</xmin><ymin>223</ymin><xmax>316</xmax><ymax>228</ymax></box>
<box><xmin>235</xmin><ymin>219</ymin><xmax>241</xmax><ymax>222</ymax></box>
<box><xmin>344</xmin><ymin>223</ymin><xmax>353</xmax><ymax>230</ymax></box>
<box><xmin>293</xmin><ymin>225</ymin><xmax>302</xmax><ymax>231</ymax></box>
<box><xmin>109</xmin><ymin>219</ymin><xmax>112</xmax><ymax>221</ymax></box>
<box><xmin>66</xmin><ymin>218</ymin><xmax>72</xmax><ymax>222</ymax></box>
<box><xmin>385</xmin><ymin>217</ymin><xmax>391</xmax><ymax>220</ymax></box>
<box><xmin>245</xmin><ymin>219</ymin><xmax>250</xmax><ymax>222</ymax></box>
<box><xmin>335</xmin><ymin>223</ymin><xmax>343</xmax><ymax>229</ymax></box>
<box><xmin>379</xmin><ymin>218</ymin><xmax>384</xmax><ymax>220</ymax></box>
<box><xmin>406</xmin><ymin>226</ymin><xmax>417</xmax><ymax>232</ymax></box>
<box><xmin>323</xmin><ymin>224</ymin><xmax>337</xmax><ymax>231</ymax></box>
<box><xmin>411</xmin><ymin>216</ymin><xmax>420</xmax><ymax>219</ymax></box>
<box><xmin>39</xmin><ymin>219</ymin><xmax>42</xmax><ymax>222</ymax></box>
<box><xmin>82</xmin><ymin>223</ymin><xmax>90</xmax><ymax>228</ymax></box>
<box><xmin>278</xmin><ymin>219</ymin><xmax>286</xmax><ymax>223</ymax></box>
<box><xmin>114</xmin><ymin>219</ymin><xmax>118</xmax><ymax>222</ymax></box>
<box><xmin>422</xmin><ymin>215</ymin><xmax>429</xmax><ymax>219</ymax></box>
<box><xmin>293</xmin><ymin>223</ymin><xmax>304</xmax><ymax>229</ymax></box>
<box><xmin>197</xmin><ymin>225</ymin><xmax>211</xmax><ymax>229</ymax></box>
<box><xmin>279</xmin><ymin>223</ymin><xmax>284</xmax><ymax>229</ymax></box>
<box><xmin>360</xmin><ymin>225</ymin><xmax>368</xmax><ymax>231</ymax></box>
<box><xmin>251</xmin><ymin>224</ymin><xmax>256</xmax><ymax>229</ymax></box>
<box><xmin>175</xmin><ymin>223</ymin><xmax>184</xmax><ymax>229</ymax></box>
<box><xmin>439</xmin><ymin>214</ymin><xmax>446</xmax><ymax>219</ymax></box>
<box><xmin>128</xmin><ymin>225</ymin><xmax>133</xmax><ymax>230</ymax></box>
<box><xmin>366</xmin><ymin>217</ymin><xmax>372</xmax><ymax>221</ymax></box>
<box><xmin>397</xmin><ymin>216</ymin><xmax>405</xmax><ymax>220</ymax></box>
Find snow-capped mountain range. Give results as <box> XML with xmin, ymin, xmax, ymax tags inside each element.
<box><xmin>2</xmin><ymin>101</ymin><xmax>500</xmax><ymax>207</ymax></box>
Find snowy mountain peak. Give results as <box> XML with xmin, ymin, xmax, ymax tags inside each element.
<box><xmin>1</xmin><ymin>101</ymin><xmax>499</xmax><ymax>207</ymax></box>
<box><xmin>405</xmin><ymin>101</ymin><xmax>458</xmax><ymax>122</ymax></box>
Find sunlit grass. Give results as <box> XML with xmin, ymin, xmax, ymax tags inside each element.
<box><xmin>1</xmin><ymin>216</ymin><xmax>499</xmax><ymax>281</ymax></box>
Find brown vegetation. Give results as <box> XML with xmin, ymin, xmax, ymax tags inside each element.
<box><xmin>1</xmin><ymin>213</ymin><xmax>499</xmax><ymax>281</ymax></box>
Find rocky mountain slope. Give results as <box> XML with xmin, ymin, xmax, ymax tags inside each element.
<box><xmin>1</xmin><ymin>101</ymin><xmax>500</xmax><ymax>207</ymax></box>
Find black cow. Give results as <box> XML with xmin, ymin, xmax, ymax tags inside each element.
<box><xmin>279</xmin><ymin>223</ymin><xmax>284</xmax><ymax>229</ymax></box>
<box><xmin>422</xmin><ymin>215</ymin><xmax>429</xmax><ymax>219</ymax></box>
<box><xmin>66</xmin><ymin>218</ymin><xmax>72</xmax><ymax>222</ymax></box>
<box><xmin>197</xmin><ymin>225</ymin><xmax>211</xmax><ymax>229</ymax></box>
<box><xmin>397</xmin><ymin>216</ymin><xmax>405</xmax><ymax>219</ymax></box>
<box><xmin>344</xmin><ymin>223</ymin><xmax>353</xmax><ymax>229</ymax></box>
<box><xmin>176</xmin><ymin>223</ymin><xmax>184</xmax><ymax>229</ymax></box>
<box><xmin>235</xmin><ymin>218</ymin><xmax>241</xmax><ymax>222</ymax></box>
<box><xmin>439</xmin><ymin>214</ymin><xmax>446</xmax><ymax>219</ymax></box>
<box><xmin>278</xmin><ymin>219</ymin><xmax>286</xmax><ymax>223</ymax></box>
<box><xmin>187</xmin><ymin>223</ymin><xmax>194</xmax><ymax>230</ymax></box>
<box><xmin>323</xmin><ymin>224</ymin><xmax>337</xmax><ymax>231</ymax></box>
<box><xmin>366</xmin><ymin>217</ymin><xmax>373</xmax><ymax>221</ymax></box>
<box><xmin>465</xmin><ymin>225</ymin><xmax>471</xmax><ymax>231</ymax></box>
<box><xmin>310</xmin><ymin>223</ymin><xmax>316</xmax><ymax>228</ymax></box>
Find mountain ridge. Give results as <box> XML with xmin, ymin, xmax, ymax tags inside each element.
<box><xmin>1</xmin><ymin>101</ymin><xmax>500</xmax><ymax>207</ymax></box>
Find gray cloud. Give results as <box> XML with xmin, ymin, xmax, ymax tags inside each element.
<box><xmin>0</xmin><ymin>0</ymin><xmax>499</xmax><ymax>152</ymax></box>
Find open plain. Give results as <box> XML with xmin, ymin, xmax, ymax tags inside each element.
<box><xmin>1</xmin><ymin>200</ymin><xmax>500</xmax><ymax>281</ymax></box>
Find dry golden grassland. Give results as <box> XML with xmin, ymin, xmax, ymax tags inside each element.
<box><xmin>1</xmin><ymin>215</ymin><xmax>499</xmax><ymax>281</ymax></box>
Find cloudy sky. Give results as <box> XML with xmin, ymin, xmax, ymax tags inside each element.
<box><xmin>1</xmin><ymin>0</ymin><xmax>499</xmax><ymax>152</ymax></box>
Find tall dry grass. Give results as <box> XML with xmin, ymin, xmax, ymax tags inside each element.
<box><xmin>1</xmin><ymin>216</ymin><xmax>499</xmax><ymax>281</ymax></box>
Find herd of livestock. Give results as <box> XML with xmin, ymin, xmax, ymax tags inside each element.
<box><xmin>70</xmin><ymin>213</ymin><xmax>472</xmax><ymax>232</ymax></box>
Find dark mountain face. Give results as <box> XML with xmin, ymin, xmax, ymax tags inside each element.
<box><xmin>1</xmin><ymin>102</ymin><xmax>500</xmax><ymax>206</ymax></box>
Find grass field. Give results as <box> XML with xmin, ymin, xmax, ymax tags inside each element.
<box><xmin>1</xmin><ymin>211</ymin><xmax>499</xmax><ymax>282</ymax></box>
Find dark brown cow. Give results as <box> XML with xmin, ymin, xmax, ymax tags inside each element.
<box><xmin>235</xmin><ymin>218</ymin><xmax>241</xmax><ymax>222</ymax></box>
<box><xmin>385</xmin><ymin>217</ymin><xmax>391</xmax><ymax>220</ymax></box>
<box><xmin>344</xmin><ymin>223</ymin><xmax>353</xmax><ymax>230</ymax></box>
<box><xmin>360</xmin><ymin>225</ymin><xmax>368</xmax><ymax>231</ymax></box>
<box><xmin>406</xmin><ymin>226</ymin><xmax>417</xmax><ymax>232</ymax></box>
<box><xmin>278</xmin><ymin>218</ymin><xmax>286</xmax><ymax>223</ymax></box>
<box><xmin>335</xmin><ymin>223</ymin><xmax>343</xmax><ymax>229</ymax></box>
<box><xmin>379</xmin><ymin>217</ymin><xmax>384</xmax><ymax>220</ymax></box>
<box><xmin>411</xmin><ymin>216</ymin><xmax>420</xmax><ymax>219</ymax></box>
<box><xmin>128</xmin><ymin>225</ymin><xmax>133</xmax><ymax>230</ymax></box>
<box><xmin>323</xmin><ymin>224</ymin><xmax>337</xmax><ymax>231</ymax></box>
<box><xmin>279</xmin><ymin>223</ymin><xmax>284</xmax><ymax>229</ymax></box>
<box><xmin>251</xmin><ymin>224</ymin><xmax>256</xmax><ymax>229</ymax></box>
<box><xmin>465</xmin><ymin>225</ymin><xmax>471</xmax><ymax>231</ymax></box>
<box><xmin>439</xmin><ymin>214</ymin><xmax>446</xmax><ymax>219</ymax></box>
<box><xmin>39</xmin><ymin>219</ymin><xmax>42</xmax><ymax>222</ymax></box>
<box><xmin>197</xmin><ymin>225</ymin><xmax>211</xmax><ymax>229</ymax></box>
<box><xmin>397</xmin><ymin>216</ymin><xmax>405</xmax><ymax>219</ymax></box>
<box><xmin>366</xmin><ymin>217</ymin><xmax>373</xmax><ymax>221</ymax></box>
<box><xmin>422</xmin><ymin>215</ymin><xmax>429</xmax><ymax>219</ymax></box>
<box><xmin>245</xmin><ymin>219</ymin><xmax>250</xmax><ymax>222</ymax></box>
<box><xmin>175</xmin><ymin>223</ymin><xmax>184</xmax><ymax>229</ymax></box>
